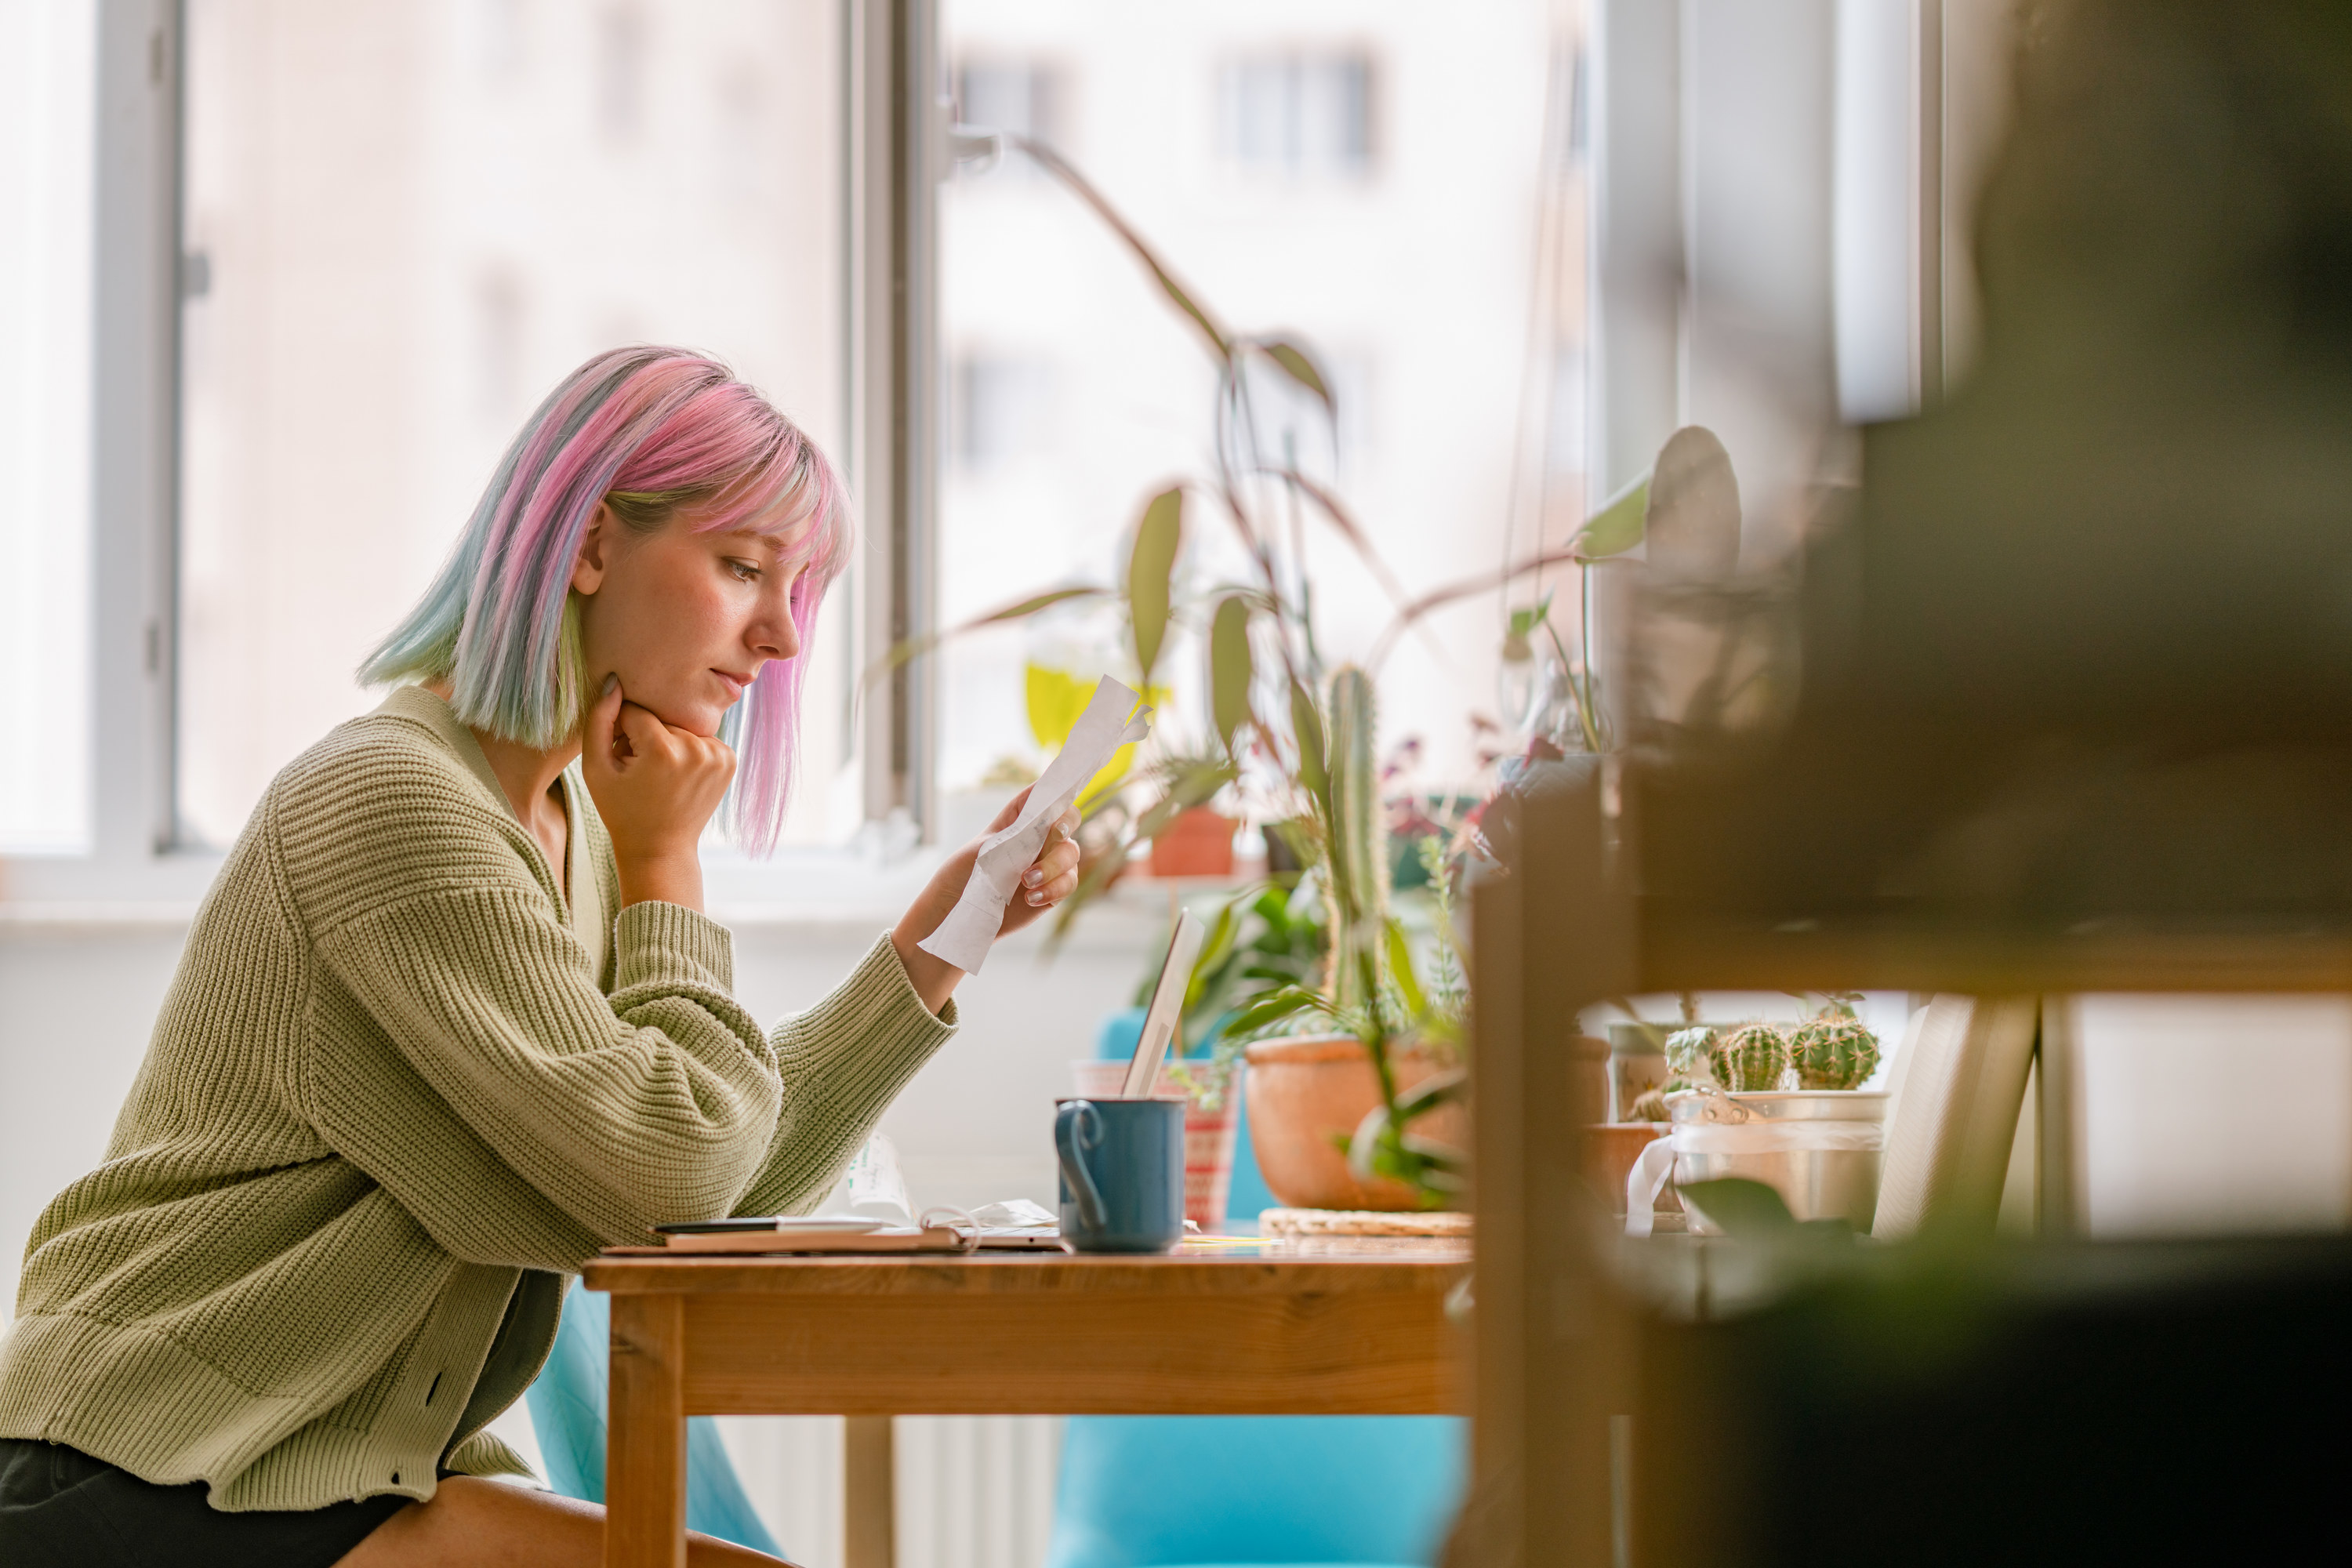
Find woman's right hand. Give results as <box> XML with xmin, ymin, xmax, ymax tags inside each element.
<box><xmin>579</xmin><ymin>676</ymin><xmax>736</xmax><ymax>911</ymax></box>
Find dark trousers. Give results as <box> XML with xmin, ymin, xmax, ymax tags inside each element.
<box><xmin>0</xmin><ymin>1438</ymin><xmax>413</xmax><ymax>1567</ymax></box>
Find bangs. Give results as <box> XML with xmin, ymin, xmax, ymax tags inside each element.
<box><xmin>606</xmin><ymin>383</ymin><xmax>853</xmax><ymax>592</ymax></box>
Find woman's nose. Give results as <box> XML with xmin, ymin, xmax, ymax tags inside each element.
<box><xmin>750</xmin><ymin>579</ymin><xmax>801</xmax><ymax>661</ymax></box>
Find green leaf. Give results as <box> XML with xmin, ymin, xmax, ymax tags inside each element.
<box><xmin>862</xmin><ymin>585</ymin><xmax>1113</xmax><ymax>688</ymax></box>
<box><xmin>1506</xmin><ymin>592</ymin><xmax>1554</xmax><ymax>642</ymax></box>
<box><xmin>1676</xmin><ymin>1177</ymin><xmax>1796</xmax><ymax>1238</ymax></box>
<box><xmin>1573</xmin><ymin>474</ymin><xmax>1650</xmax><ymax>561</ymax></box>
<box><xmin>1643</xmin><ymin>426</ymin><xmax>1741</xmax><ymax>582</ymax></box>
<box><xmin>1183</xmin><ymin>901</ymin><xmax>1242</xmax><ymax>1018</ymax></box>
<box><xmin>1394</xmin><ymin>1068</ymin><xmax>1465</xmax><ymax>1117</ymax></box>
<box><xmin>1209</xmin><ymin>595</ymin><xmax>1255</xmax><ymax>753</ymax></box>
<box><xmin>1346</xmin><ymin>1103</ymin><xmax>1391</xmax><ymax>1183</ymax></box>
<box><xmin>1385</xmin><ymin>920</ymin><xmax>1428</xmax><ymax>1019</ymax></box>
<box><xmin>1127</xmin><ymin>488</ymin><xmax>1185</xmax><ymax>688</ymax></box>
<box><xmin>1289</xmin><ymin>677</ymin><xmax>1330</xmax><ymax>811</ymax></box>
<box><xmin>1226</xmin><ymin>986</ymin><xmax>1324</xmax><ymax>1038</ymax></box>
<box><xmin>1258</xmin><ymin>339</ymin><xmax>1334</xmax><ymax>416</ymax></box>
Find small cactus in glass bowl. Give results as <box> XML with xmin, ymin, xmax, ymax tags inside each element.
<box><xmin>1788</xmin><ymin>1015</ymin><xmax>1882</xmax><ymax>1090</ymax></box>
<box><xmin>1709</xmin><ymin>1023</ymin><xmax>1790</xmax><ymax>1093</ymax></box>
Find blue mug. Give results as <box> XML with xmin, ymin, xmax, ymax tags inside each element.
<box><xmin>1054</xmin><ymin>1098</ymin><xmax>1185</xmax><ymax>1254</ymax></box>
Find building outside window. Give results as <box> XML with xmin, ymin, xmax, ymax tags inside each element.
<box><xmin>0</xmin><ymin>0</ymin><xmax>97</xmax><ymax>855</ymax></box>
<box><xmin>1218</xmin><ymin>53</ymin><xmax>1374</xmax><ymax>179</ymax></box>
<box><xmin>173</xmin><ymin>0</ymin><xmax>853</xmax><ymax>851</ymax></box>
<box><xmin>938</xmin><ymin>0</ymin><xmax>1582</xmax><ymax>825</ymax></box>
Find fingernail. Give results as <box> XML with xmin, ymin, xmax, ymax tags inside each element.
<box><xmin>1028</xmin><ymin>890</ymin><xmax>1045</xmax><ymax>906</ymax></box>
<box><xmin>1022</xmin><ymin>867</ymin><xmax>1043</xmax><ymax>887</ymax></box>
<box><xmin>601</xmin><ymin>673</ymin><xmax>619</xmax><ymax>697</ymax></box>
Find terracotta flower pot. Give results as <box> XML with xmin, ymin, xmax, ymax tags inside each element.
<box><xmin>1581</xmin><ymin>1122</ymin><xmax>1674</xmax><ymax>1215</ymax></box>
<box><xmin>1148</xmin><ymin>808</ymin><xmax>1240</xmax><ymax>877</ymax></box>
<box><xmin>1241</xmin><ymin>1035</ymin><xmax>1468</xmax><ymax>1211</ymax></box>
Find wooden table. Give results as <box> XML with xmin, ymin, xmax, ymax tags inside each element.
<box><xmin>583</xmin><ymin>1240</ymin><xmax>1469</xmax><ymax>1568</ymax></box>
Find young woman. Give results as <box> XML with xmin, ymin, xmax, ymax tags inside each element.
<box><xmin>0</xmin><ymin>347</ymin><xmax>1078</xmax><ymax>1566</ymax></box>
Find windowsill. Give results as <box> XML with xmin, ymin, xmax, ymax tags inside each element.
<box><xmin>1</xmin><ymin>849</ymin><xmax>1253</xmax><ymax>946</ymax></box>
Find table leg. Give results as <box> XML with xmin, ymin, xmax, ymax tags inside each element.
<box><xmin>844</xmin><ymin>1416</ymin><xmax>895</xmax><ymax>1568</ymax></box>
<box><xmin>607</xmin><ymin>1293</ymin><xmax>687</xmax><ymax>1568</ymax></box>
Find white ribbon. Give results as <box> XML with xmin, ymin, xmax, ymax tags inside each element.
<box><xmin>1669</xmin><ymin>1122</ymin><xmax>1885</xmax><ymax>1155</ymax></box>
<box><xmin>1624</xmin><ymin>1137</ymin><xmax>1678</xmax><ymax>1239</ymax></box>
<box><xmin>1623</xmin><ymin>1120</ymin><xmax>1884</xmax><ymax>1236</ymax></box>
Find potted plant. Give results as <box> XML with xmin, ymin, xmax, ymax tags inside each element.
<box><xmin>1643</xmin><ymin>998</ymin><xmax>1892</xmax><ymax>1236</ymax></box>
<box><xmin>883</xmin><ymin>138</ymin><xmax>1699</xmax><ymax>1210</ymax></box>
<box><xmin>1148</xmin><ymin>806</ymin><xmax>1240</xmax><ymax>878</ymax></box>
<box><xmin>1222</xmin><ymin>826</ymin><xmax>1475</xmax><ymax>1213</ymax></box>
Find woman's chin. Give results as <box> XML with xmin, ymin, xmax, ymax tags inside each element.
<box><xmin>634</xmin><ymin>695</ymin><xmax>726</xmax><ymax>738</ymax></box>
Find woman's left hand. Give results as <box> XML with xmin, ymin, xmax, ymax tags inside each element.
<box><xmin>889</xmin><ymin>787</ymin><xmax>1084</xmax><ymax>1014</ymax></box>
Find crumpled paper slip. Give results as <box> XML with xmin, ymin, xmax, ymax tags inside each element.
<box><xmin>967</xmin><ymin>1198</ymin><xmax>1056</xmax><ymax>1229</ymax></box>
<box><xmin>918</xmin><ymin>675</ymin><xmax>1152</xmax><ymax>974</ymax></box>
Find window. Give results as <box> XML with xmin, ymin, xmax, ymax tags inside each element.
<box><xmin>0</xmin><ymin>0</ymin><xmax>97</xmax><ymax>855</ymax></box>
<box><xmin>9</xmin><ymin>0</ymin><xmax>1607</xmax><ymax>895</ymax></box>
<box><xmin>1218</xmin><ymin>53</ymin><xmax>1374</xmax><ymax>179</ymax></box>
<box><xmin>950</xmin><ymin>354</ymin><xmax>1057</xmax><ymax>471</ymax></box>
<box><xmin>174</xmin><ymin>0</ymin><xmax>852</xmax><ymax>851</ymax></box>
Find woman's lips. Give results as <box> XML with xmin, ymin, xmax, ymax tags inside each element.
<box><xmin>713</xmin><ymin>670</ymin><xmax>750</xmax><ymax>700</ymax></box>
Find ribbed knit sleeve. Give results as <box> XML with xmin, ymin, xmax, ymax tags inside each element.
<box><xmin>732</xmin><ymin>933</ymin><xmax>959</xmax><ymax>1218</ymax></box>
<box><xmin>279</xmin><ymin>730</ymin><xmax>782</xmax><ymax>1267</ymax></box>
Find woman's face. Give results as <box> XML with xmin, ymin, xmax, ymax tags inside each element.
<box><xmin>571</xmin><ymin>501</ymin><xmax>804</xmax><ymax>738</ymax></box>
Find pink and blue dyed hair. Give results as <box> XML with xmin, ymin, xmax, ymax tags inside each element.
<box><xmin>361</xmin><ymin>346</ymin><xmax>851</xmax><ymax>855</ymax></box>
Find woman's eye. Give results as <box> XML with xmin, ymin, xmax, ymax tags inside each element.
<box><xmin>727</xmin><ymin>559</ymin><xmax>762</xmax><ymax>583</ymax></box>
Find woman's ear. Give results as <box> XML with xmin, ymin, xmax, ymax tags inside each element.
<box><xmin>571</xmin><ymin>502</ymin><xmax>614</xmax><ymax>596</ymax></box>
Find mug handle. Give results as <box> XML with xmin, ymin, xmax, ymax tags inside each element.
<box><xmin>1054</xmin><ymin>1101</ymin><xmax>1109</xmax><ymax>1232</ymax></box>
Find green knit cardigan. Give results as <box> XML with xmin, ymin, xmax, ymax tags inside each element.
<box><xmin>0</xmin><ymin>686</ymin><xmax>956</xmax><ymax>1512</ymax></box>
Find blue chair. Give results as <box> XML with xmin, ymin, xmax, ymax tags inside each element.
<box><xmin>1045</xmin><ymin>1415</ymin><xmax>1465</xmax><ymax>1568</ymax></box>
<box><xmin>524</xmin><ymin>1278</ymin><xmax>785</xmax><ymax>1556</ymax></box>
<box><xmin>1073</xmin><ymin>1015</ymin><xmax>1461</xmax><ymax>1568</ymax></box>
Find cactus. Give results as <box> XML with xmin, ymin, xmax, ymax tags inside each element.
<box><xmin>1628</xmin><ymin>1088</ymin><xmax>1671</xmax><ymax>1122</ymax></box>
<box><xmin>1709</xmin><ymin>1022</ymin><xmax>1789</xmax><ymax>1093</ymax></box>
<box><xmin>1788</xmin><ymin>1015</ymin><xmax>1881</xmax><ymax>1090</ymax></box>
<box><xmin>1663</xmin><ymin>1026</ymin><xmax>1716</xmax><ymax>1082</ymax></box>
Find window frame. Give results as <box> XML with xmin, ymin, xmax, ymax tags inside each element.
<box><xmin>4</xmin><ymin>0</ymin><xmax>948</xmax><ymax>914</ymax></box>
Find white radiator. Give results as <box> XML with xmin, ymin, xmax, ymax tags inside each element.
<box><xmin>714</xmin><ymin>1415</ymin><xmax>1066</xmax><ymax>1568</ymax></box>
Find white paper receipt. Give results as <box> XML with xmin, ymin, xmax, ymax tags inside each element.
<box><xmin>917</xmin><ymin>675</ymin><xmax>1152</xmax><ymax>974</ymax></box>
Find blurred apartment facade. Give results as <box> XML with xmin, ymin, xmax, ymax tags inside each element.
<box><xmin>176</xmin><ymin>0</ymin><xmax>849</xmax><ymax>847</ymax></box>
<box><xmin>166</xmin><ymin>0</ymin><xmax>1576</xmax><ymax>851</ymax></box>
<box><xmin>938</xmin><ymin>0</ymin><xmax>1581</xmax><ymax>800</ymax></box>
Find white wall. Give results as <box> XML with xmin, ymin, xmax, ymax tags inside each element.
<box><xmin>0</xmin><ymin>922</ymin><xmax>181</xmax><ymax>1276</ymax></box>
<box><xmin>2071</xmin><ymin>996</ymin><xmax>2352</xmax><ymax>1238</ymax></box>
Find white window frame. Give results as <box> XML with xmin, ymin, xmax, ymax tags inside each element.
<box><xmin>4</xmin><ymin>0</ymin><xmax>952</xmax><ymax>919</ymax></box>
